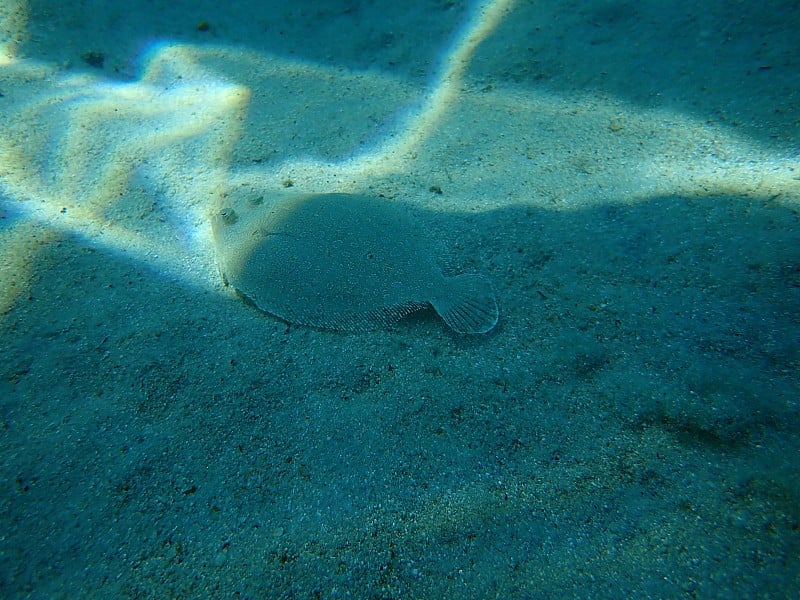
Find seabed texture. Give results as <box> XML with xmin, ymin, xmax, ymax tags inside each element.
<box><xmin>1</xmin><ymin>0</ymin><xmax>798</xmax><ymax>597</ymax></box>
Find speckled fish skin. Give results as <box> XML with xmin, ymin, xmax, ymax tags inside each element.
<box><xmin>211</xmin><ymin>193</ymin><xmax>498</xmax><ymax>333</ymax></box>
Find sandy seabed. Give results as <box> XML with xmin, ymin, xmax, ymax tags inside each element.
<box><xmin>1</xmin><ymin>0</ymin><xmax>799</xmax><ymax>597</ymax></box>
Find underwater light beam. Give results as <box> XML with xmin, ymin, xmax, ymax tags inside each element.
<box><xmin>385</xmin><ymin>0</ymin><xmax>515</xmax><ymax>159</ymax></box>
<box><xmin>275</xmin><ymin>0</ymin><xmax>515</xmax><ymax>182</ymax></box>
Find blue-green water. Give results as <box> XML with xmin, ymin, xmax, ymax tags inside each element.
<box><xmin>1</xmin><ymin>1</ymin><xmax>798</xmax><ymax>597</ymax></box>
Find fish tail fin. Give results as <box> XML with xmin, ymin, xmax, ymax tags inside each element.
<box><xmin>431</xmin><ymin>274</ymin><xmax>498</xmax><ymax>334</ymax></box>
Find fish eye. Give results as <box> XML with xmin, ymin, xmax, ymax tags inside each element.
<box><xmin>219</xmin><ymin>207</ymin><xmax>238</xmax><ymax>225</ymax></box>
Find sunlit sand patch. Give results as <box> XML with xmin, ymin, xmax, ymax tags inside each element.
<box><xmin>345</xmin><ymin>88</ymin><xmax>800</xmax><ymax>214</ymax></box>
<box><xmin>0</xmin><ymin>0</ymin><xmax>28</xmax><ymax>66</ymax></box>
<box><xmin>0</xmin><ymin>0</ymin><xmax>796</xmax><ymax>322</ymax></box>
<box><xmin>225</xmin><ymin>0</ymin><xmax>517</xmax><ymax>189</ymax></box>
<box><xmin>0</xmin><ymin>45</ymin><xmax>250</xmax><ymax>290</ymax></box>
<box><xmin>0</xmin><ymin>0</ymin><xmax>519</xmax><ymax>313</ymax></box>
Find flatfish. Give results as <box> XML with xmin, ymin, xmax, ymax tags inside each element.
<box><xmin>211</xmin><ymin>193</ymin><xmax>498</xmax><ymax>333</ymax></box>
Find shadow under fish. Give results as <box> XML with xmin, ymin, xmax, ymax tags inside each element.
<box><xmin>211</xmin><ymin>193</ymin><xmax>498</xmax><ymax>334</ymax></box>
